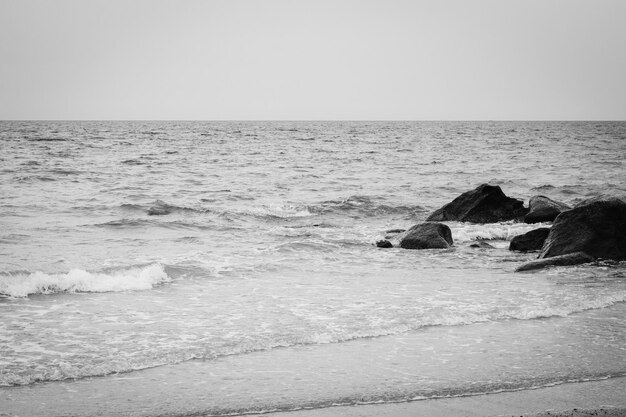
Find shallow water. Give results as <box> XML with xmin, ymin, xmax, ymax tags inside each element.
<box><xmin>1</xmin><ymin>121</ymin><xmax>625</xmax><ymax>415</ymax></box>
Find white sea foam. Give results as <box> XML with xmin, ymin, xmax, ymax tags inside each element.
<box><xmin>451</xmin><ymin>221</ymin><xmax>550</xmax><ymax>243</ymax></box>
<box><xmin>0</xmin><ymin>264</ymin><xmax>170</xmax><ymax>297</ymax></box>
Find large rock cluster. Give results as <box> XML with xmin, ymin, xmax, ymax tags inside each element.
<box><xmin>375</xmin><ymin>183</ymin><xmax>626</xmax><ymax>272</ymax></box>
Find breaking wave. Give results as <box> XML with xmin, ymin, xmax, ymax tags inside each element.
<box><xmin>0</xmin><ymin>264</ymin><xmax>170</xmax><ymax>298</ymax></box>
<box><xmin>451</xmin><ymin>221</ymin><xmax>549</xmax><ymax>243</ymax></box>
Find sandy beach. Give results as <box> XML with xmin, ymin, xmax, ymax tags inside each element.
<box><xmin>277</xmin><ymin>376</ymin><xmax>626</xmax><ymax>417</ymax></box>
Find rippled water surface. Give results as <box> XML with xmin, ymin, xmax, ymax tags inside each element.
<box><xmin>1</xmin><ymin>121</ymin><xmax>625</xmax><ymax>416</ymax></box>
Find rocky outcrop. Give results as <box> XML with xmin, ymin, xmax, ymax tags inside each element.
<box><xmin>515</xmin><ymin>252</ymin><xmax>594</xmax><ymax>272</ymax></box>
<box><xmin>524</xmin><ymin>196</ymin><xmax>570</xmax><ymax>224</ymax></box>
<box><xmin>376</xmin><ymin>240</ymin><xmax>393</xmax><ymax>248</ymax></box>
<box><xmin>509</xmin><ymin>228</ymin><xmax>550</xmax><ymax>252</ymax></box>
<box><xmin>399</xmin><ymin>222</ymin><xmax>453</xmax><ymax>249</ymax></box>
<box><xmin>427</xmin><ymin>184</ymin><xmax>527</xmax><ymax>223</ymax></box>
<box><xmin>539</xmin><ymin>198</ymin><xmax>626</xmax><ymax>260</ymax></box>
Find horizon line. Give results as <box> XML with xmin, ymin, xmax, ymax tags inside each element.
<box><xmin>1</xmin><ymin>119</ymin><xmax>625</xmax><ymax>123</ymax></box>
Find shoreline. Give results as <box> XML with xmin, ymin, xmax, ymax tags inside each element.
<box><xmin>273</xmin><ymin>376</ymin><xmax>626</xmax><ymax>417</ymax></box>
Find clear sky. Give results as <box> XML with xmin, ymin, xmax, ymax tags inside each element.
<box><xmin>1</xmin><ymin>0</ymin><xmax>625</xmax><ymax>120</ymax></box>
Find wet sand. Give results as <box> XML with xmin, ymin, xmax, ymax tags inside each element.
<box><xmin>276</xmin><ymin>376</ymin><xmax>626</xmax><ymax>417</ymax></box>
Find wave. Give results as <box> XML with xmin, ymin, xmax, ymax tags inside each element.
<box><xmin>94</xmin><ymin>218</ymin><xmax>154</xmax><ymax>227</ymax></box>
<box><xmin>92</xmin><ymin>218</ymin><xmax>214</xmax><ymax>230</ymax></box>
<box><xmin>21</xmin><ymin>160</ymin><xmax>41</xmax><ymax>166</ymax></box>
<box><xmin>0</xmin><ymin>264</ymin><xmax>170</xmax><ymax>298</ymax></box>
<box><xmin>14</xmin><ymin>175</ymin><xmax>57</xmax><ymax>182</ymax></box>
<box><xmin>27</xmin><ymin>137</ymin><xmax>68</xmax><ymax>142</ymax></box>
<box><xmin>120</xmin><ymin>200</ymin><xmax>207</xmax><ymax>216</ymax></box>
<box><xmin>2</xmin><ymin>289</ymin><xmax>624</xmax><ymax>386</ymax></box>
<box><xmin>309</xmin><ymin>195</ymin><xmax>426</xmax><ymax>218</ymax></box>
<box><xmin>114</xmin><ymin>196</ymin><xmax>425</xmax><ymax>223</ymax></box>
<box><xmin>0</xmin><ymin>234</ymin><xmax>30</xmax><ymax>244</ymax></box>
<box><xmin>48</xmin><ymin>168</ymin><xmax>81</xmax><ymax>175</ymax></box>
<box><xmin>121</xmin><ymin>159</ymin><xmax>147</xmax><ymax>165</ymax></box>
<box><xmin>451</xmin><ymin>221</ymin><xmax>550</xmax><ymax>242</ymax></box>
<box><xmin>239</xmin><ymin>204</ymin><xmax>315</xmax><ymax>219</ymax></box>
<box><xmin>146</xmin><ymin>200</ymin><xmax>204</xmax><ymax>216</ymax></box>
<box><xmin>383</xmin><ymin>221</ymin><xmax>551</xmax><ymax>245</ymax></box>
<box><xmin>223</xmin><ymin>197</ymin><xmax>425</xmax><ymax>221</ymax></box>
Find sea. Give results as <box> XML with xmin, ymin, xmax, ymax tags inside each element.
<box><xmin>1</xmin><ymin>121</ymin><xmax>625</xmax><ymax>417</ymax></box>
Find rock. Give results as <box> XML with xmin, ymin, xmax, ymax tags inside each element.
<box><xmin>147</xmin><ymin>206</ymin><xmax>171</xmax><ymax>215</ymax></box>
<box><xmin>515</xmin><ymin>252</ymin><xmax>594</xmax><ymax>272</ymax></box>
<box><xmin>524</xmin><ymin>196</ymin><xmax>571</xmax><ymax>223</ymax></box>
<box><xmin>427</xmin><ymin>184</ymin><xmax>527</xmax><ymax>223</ymax></box>
<box><xmin>147</xmin><ymin>200</ymin><xmax>174</xmax><ymax>216</ymax></box>
<box><xmin>399</xmin><ymin>222</ymin><xmax>453</xmax><ymax>249</ymax></box>
<box><xmin>376</xmin><ymin>240</ymin><xmax>393</xmax><ymax>248</ymax></box>
<box><xmin>539</xmin><ymin>198</ymin><xmax>626</xmax><ymax>261</ymax></box>
<box><xmin>509</xmin><ymin>228</ymin><xmax>550</xmax><ymax>252</ymax></box>
<box><xmin>573</xmin><ymin>195</ymin><xmax>626</xmax><ymax>208</ymax></box>
<box><xmin>469</xmin><ymin>241</ymin><xmax>495</xmax><ymax>249</ymax></box>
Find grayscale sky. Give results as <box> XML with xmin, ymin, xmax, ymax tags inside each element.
<box><xmin>1</xmin><ymin>0</ymin><xmax>625</xmax><ymax>120</ymax></box>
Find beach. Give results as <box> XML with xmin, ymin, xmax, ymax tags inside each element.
<box><xmin>1</xmin><ymin>121</ymin><xmax>625</xmax><ymax>416</ymax></box>
<box><xmin>280</xmin><ymin>377</ymin><xmax>626</xmax><ymax>417</ymax></box>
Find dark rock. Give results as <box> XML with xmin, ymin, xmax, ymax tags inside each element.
<box><xmin>573</xmin><ymin>195</ymin><xmax>625</xmax><ymax>208</ymax></box>
<box><xmin>427</xmin><ymin>184</ymin><xmax>527</xmax><ymax>223</ymax></box>
<box><xmin>539</xmin><ymin>198</ymin><xmax>626</xmax><ymax>261</ymax></box>
<box><xmin>524</xmin><ymin>195</ymin><xmax>570</xmax><ymax>223</ymax></box>
<box><xmin>376</xmin><ymin>240</ymin><xmax>393</xmax><ymax>248</ymax></box>
<box><xmin>469</xmin><ymin>241</ymin><xmax>495</xmax><ymax>249</ymax></box>
<box><xmin>147</xmin><ymin>200</ymin><xmax>175</xmax><ymax>216</ymax></box>
<box><xmin>515</xmin><ymin>252</ymin><xmax>594</xmax><ymax>272</ymax></box>
<box><xmin>399</xmin><ymin>222</ymin><xmax>453</xmax><ymax>249</ymax></box>
<box><xmin>147</xmin><ymin>206</ymin><xmax>172</xmax><ymax>215</ymax></box>
<box><xmin>509</xmin><ymin>228</ymin><xmax>550</xmax><ymax>252</ymax></box>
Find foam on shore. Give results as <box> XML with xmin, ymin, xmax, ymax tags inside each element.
<box><xmin>275</xmin><ymin>377</ymin><xmax>626</xmax><ymax>417</ymax></box>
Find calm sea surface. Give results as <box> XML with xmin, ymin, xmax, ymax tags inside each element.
<box><xmin>1</xmin><ymin>121</ymin><xmax>625</xmax><ymax>416</ymax></box>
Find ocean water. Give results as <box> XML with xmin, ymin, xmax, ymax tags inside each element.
<box><xmin>0</xmin><ymin>121</ymin><xmax>625</xmax><ymax>416</ymax></box>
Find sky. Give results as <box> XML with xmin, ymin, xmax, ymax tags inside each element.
<box><xmin>1</xmin><ymin>0</ymin><xmax>625</xmax><ymax>120</ymax></box>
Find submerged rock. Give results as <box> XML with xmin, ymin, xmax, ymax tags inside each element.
<box><xmin>524</xmin><ymin>195</ymin><xmax>570</xmax><ymax>223</ymax></box>
<box><xmin>469</xmin><ymin>241</ymin><xmax>495</xmax><ymax>249</ymax></box>
<box><xmin>539</xmin><ymin>198</ymin><xmax>626</xmax><ymax>261</ymax></box>
<box><xmin>147</xmin><ymin>200</ymin><xmax>175</xmax><ymax>216</ymax></box>
<box><xmin>147</xmin><ymin>206</ymin><xmax>172</xmax><ymax>215</ymax></box>
<box><xmin>515</xmin><ymin>252</ymin><xmax>594</xmax><ymax>272</ymax></box>
<box><xmin>376</xmin><ymin>240</ymin><xmax>393</xmax><ymax>248</ymax></box>
<box><xmin>399</xmin><ymin>222</ymin><xmax>453</xmax><ymax>249</ymax></box>
<box><xmin>509</xmin><ymin>228</ymin><xmax>550</xmax><ymax>252</ymax></box>
<box><xmin>427</xmin><ymin>184</ymin><xmax>527</xmax><ymax>223</ymax></box>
